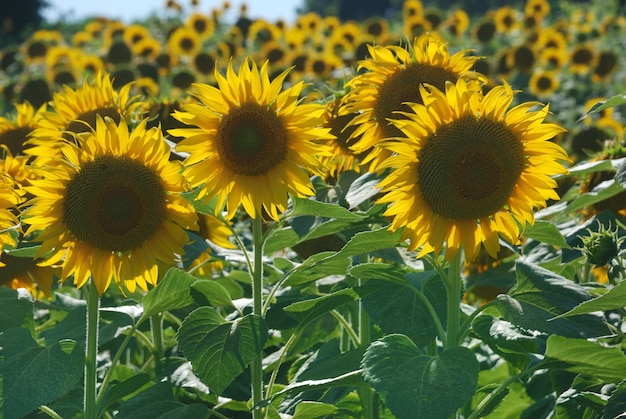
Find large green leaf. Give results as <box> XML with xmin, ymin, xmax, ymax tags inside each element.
<box><xmin>191</xmin><ymin>279</ymin><xmax>235</xmax><ymax>308</ymax></box>
<box><xmin>523</xmin><ymin>220</ymin><xmax>570</xmax><ymax>249</ymax></box>
<box><xmin>0</xmin><ymin>328</ymin><xmax>84</xmax><ymax>418</ymax></box>
<box><xmin>141</xmin><ymin>268</ymin><xmax>196</xmax><ymax>320</ymax></box>
<box><xmin>98</xmin><ymin>374</ymin><xmax>152</xmax><ymax>416</ymax></box>
<box><xmin>293</xmin><ymin>401</ymin><xmax>339</xmax><ymax>418</ymax></box>
<box><xmin>289</xmin><ymin>195</ymin><xmax>366</xmax><ymax>220</ymax></box>
<box><xmin>578</xmin><ymin>94</ymin><xmax>626</xmax><ymax>121</ymax></box>
<box><xmin>361</xmin><ymin>334</ymin><xmax>478</xmax><ymax>419</ymax></box>
<box><xmin>356</xmin><ymin>271</ymin><xmax>445</xmax><ymax>348</ymax></box>
<box><xmin>545</xmin><ymin>335</ymin><xmax>626</xmax><ymax>383</ymax></box>
<box><xmin>283</xmin><ymin>288</ymin><xmax>358</xmax><ymax>325</ymax></box>
<box><xmin>279</xmin><ymin>340</ymin><xmax>366</xmax><ymax>414</ymax></box>
<box><xmin>496</xmin><ymin>294</ymin><xmax>608</xmax><ymax>338</ymax></box>
<box><xmin>344</xmin><ymin>171</ymin><xmax>382</xmax><ymax>209</ymax></box>
<box><xmin>503</xmin><ymin>261</ymin><xmax>610</xmax><ymax>337</ymax></box>
<box><xmin>472</xmin><ymin>314</ymin><xmax>543</xmax><ymax>370</ymax></box>
<box><xmin>558</xmin><ymin>280</ymin><xmax>626</xmax><ymax>318</ymax></box>
<box><xmin>285</xmin><ymin>228</ymin><xmax>403</xmax><ymax>286</ymax></box>
<box><xmin>0</xmin><ymin>287</ymin><xmax>34</xmax><ymax>334</ymax></box>
<box><xmin>563</xmin><ymin>179</ymin><xmax>624</xmax><ymax>214</ymax></box>
<box><xmin>116</xmin><ymin>382</ymin><xmax>209</xmax><ymax>418</ymax></box>
<box><xmin>177</xmin><ymin>307</ymin><xmax>268</xmax><ymax>394</ymax></box>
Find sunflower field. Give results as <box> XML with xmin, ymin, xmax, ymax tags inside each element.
<box><xmin>1</xmin><ymin>0</ymin><xmax>626</xmax><ymax>417</ymax></box>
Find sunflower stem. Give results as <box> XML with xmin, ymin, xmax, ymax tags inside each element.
<box><xmin>444</xmin><ymin>251</ymin><xmax>463</xmax><ymax>350</ymax></box>
<box><xmin>150</xmin><ymin>313</ymin><xmax>164</xmax><ymax>375</ymax></box>
<box><xmin>84</xmin><ymin>279</ymin><xmax>100</xmax><ymax>419</ymax></box>
<box><xmin>358</xmin><ymin>279</ymin><xmax>374</xmax><ymax>419</ymax></box>
<box><xmin>251</xmin><ymin>216</ymin><xmax>264</xmax><ymax>418</ymax></box>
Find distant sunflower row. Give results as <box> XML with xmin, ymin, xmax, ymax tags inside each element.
<box><xmin>0</xmin><ymin>21</ymin><xmax>576</xmax><ymax>299</ymax></box>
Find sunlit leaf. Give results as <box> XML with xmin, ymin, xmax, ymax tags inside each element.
<box><xmin>545</xmin><ymin>335</ymin><xmax>626</xmax><ymax>382</ymax></box>
<box><xmin>0</xmin><ymin>329</ymin><xmax>83</xmax><ymax>418</ymax></box>
<box><xmin>141</xmin><ymin>268</ymin><xmax>196</xmax><ymax>320</ymax></box>
<box><xmin>362</xmin><ymin>334</ymin><xmax>478</xmax><ymax>419</ymax></box>
<box><xmin>177</xmin><ymin>307</ymin><xmax>267</xmax><ymax>394</ymax></box>
<box><xmin>578</xmin><ymin>93</ymin><xmax>626</xmax><ymax>121</ymax></box>
<box><xmin>283</xmin><ymin>288</ymin><xmax>358</xmax><ymax>325</ymax></box>
<box><xmin>191</xmin><ymin>279</ymin><xmax>235</xmax><ymax>308</ymax></box>
<box><xmin>0</xmin><ymin>287</ymin><xmax>34</xmax><ymax>334</ymax></box>
<box><xmin>289</xmin><ymin>195</ymin><xmax>366</xmax><ymax>220</ymax></box>
<box><xmin>293</xmin><ymin>401</ymin><xmax>339</xmax><ymax>418</ymax></box>
<box><xmin>523</xmin><ymin>220</ymin><xmax>570</xmax><ymax>249</ymax></box>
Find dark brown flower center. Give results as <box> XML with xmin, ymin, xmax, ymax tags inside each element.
<box><xmin>63</xmin><ymin>155</ymin><xmax>166</xmax><ymax>252</ymax></box>
<box><xmin>418</xmin><ymin>115</ymin><xmax>525</xmax><ymax>220</ymax></box>
<box><xmin>217</xmin><ymin>102</ymin><xmax>288</xmax><ymax>176</ymax></box>
<box><xmin>375</xmin><ymin>64</ymin><xmax>458</xmax><ymax>139</ymax></box>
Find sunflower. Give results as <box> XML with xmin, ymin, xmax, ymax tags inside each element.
<box><xmin>528</xmin><ymin>69</ymin><xmax>560</xmax><ymax>98</ymax></box>
<box><xmin>22</xmin><ymin>117</ymin><xmax>198</xmax><ymax>294</ymax></box>
<box><xmin>0</xmin><ymin>172</ymin><xmax>22</xmax><ymax>253</ymax></box>
<box><xmin>592</xmin><ymin>51</ymin><xmax>618</xmax><ymax>82</ymax></box>
<box><xmin>339</xmin><ymin>33</ymin><xmax>481</xmax><ymax>171</ymax></box>
<box><xmin>186</xmin><ymin>12</ymin><xmax>215</xmax><ymax>39</ymax></box>
<box><xmin>188</xmin><ymin>213</ymin><xmax>236</xmax><ymax>277</ymax></box>
<box><xmin>443</xmin><ymin>10</ymin><xmax>470</xmax><ymax>38</ymax></box>
<box><xmin>493</xmin><ymin>6</ymin><xmax>520</xmax><ymax>34</ymax></box>
<box><xmin>167</xmin><ymin>26</ymin><xmax>202</xmax><ymax>58</ymax></box>
<box><xmin>320</xmin><ymin>96</ymin><xmax>368</xmax><ymax>178</ymax></box>
<box><xmin>169</xmin><ymin>58</ymin><xmax>333</xmax><ymax>221</ymax></box>
<box><xmin>376</xmin><ymin>78</ymin><xmax>569</xmax><ymax>261</ymax></box>
<box><xmin>25</xmin><ymin>72</ymin><xmax>142</xmax><ymax>164</ymax></box>
<box><xmin>0</xmin><ymin>101</ymin><xmax>43</xmax><ymax>185</ymax></box>
<box><xmin>569</xmin><ymin>43</ymin><xmax>597</xmax><ymax>75</ymax></box>
<box><xmin>0</xmin><ymin>252</ymin><xmax>60</xmax><ymax>298</ymax></box>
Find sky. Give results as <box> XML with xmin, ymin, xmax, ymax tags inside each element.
<box><xmin>42</xmin><ymin>0</ymin><xmax>299</xmax><ymax>25</ymax></box>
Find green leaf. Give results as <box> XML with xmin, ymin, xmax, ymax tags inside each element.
<box><xmin>545</xmin><ymin>335</ymin><xmax>626</xmax><ymax>382</ymax></box>
<box><xmin>191</xmin><ymin>279</ymin><xmax>235</xmax><ymax>308</ymax></box>
<box><xmin>615</xmin><ymin>159</ymin><xmax>626</xmax><ymax>188</ymax></box>
<box><xmin>362</xmin><ymin>334</ymin><xmax>479</xmax><ymax>419</ymax></box>
<box><xmin>4</xmin><ymin>243</ymin><xmax>41</xmax><ymax>258</ymax></box>
<box><xmin>279</xmin><ymin>341</ymin><xmax>366</xmax><ymax>412</ymax></box>
<box><xmin>348</xmin><ymin>262</ymin><xmax>407</xmax><ymax>284</ymax></box>
<box><xmin>284</xmin><ymin>251</ymin><xmax>351</xmax><ymax>286</ymax></box>
<box><xmin>523</xmin><ymin>220</ymin><xmax>570</xmax><ymax>248</ymax></box>
<box><xmin>181</xmin><ymin>188</ymin><xmax>219</xmax><ymax>215</ymax></box>
<box><xmin>565</xmin><ymin>158</ymin><xmax>623</xmax><ymax>177</ymax></box>
<box><xmin>496</xmin><ymin>294</ymin><xmax>608</xmax><ymax>339</ymax></box>
<box><xmin>98</xmin><ymin>374</ymin><xmax>152</xmax><ymax>416</ymax></box>
<box><xmin>177</xmin><ymin>307</ymin><xmax>268</xmax><ymax>394</ymax></box>
<box><xmin>0</xmin><ymin>287</ymin><xmax>34</xmax><ymax>334</ymax></box>
<box><xmin>357</xmin><ymin>271</ymin><xmax>445</xmax><ymax>348</ymax></box>
<box><xmin>578</xmin><ymin>93</ymin><xmax>626</xmax><ymax>121</ymax></box>
<box><xmin>603</xmin><ymin>381</ymin><xmax>626</xmax><ymax>419</ymax></box>
<box><xmin>283</xmin><ymin>288</ymin><xmax>358</xmax><ymax>325</ymax></box>
<box><xmin>141</xmin><ymin>268</ymin><xmax>196</xmax><ymax>320</ymax></box>
<box><xmin>558</xmin><ymin>280</ymin><xmax>626</xmax><ymax>318</ymax></box>
<box><xmin>564</xmin><ymin>179</ymin><xmax>624</xmax><ymax>214</ymax></box>
<box><xmin>156</xmin><ymin>404</ymin><xmax>211</xmax><ymax>418</ymax></box>
<box><xmin>293</xmin><ymin>401</ymin><xmax>339</xmax><ymax>418</ymax></box>
<box><xmin>0</xmin><ymin>329</ymin><xmax>83</xmax><ymax>418</ymax></box>
<box><xmin>471</xmin><ymin>314</ymin><xmax>540</xmax><ymax>370</ymax></box>
<box><xmin>344</xmin><ymin>171</ymin><xmax>382</xmax><ymax>209</ymax></box>
<box><xmin>264</xmin><ymin>227</ymin><xmax>299</xmax><ymax>254</ymax></box>
<box><xmin>289</xmin><ymin>195</ymin><xmax>366</xmax><ymax>220</ymax></box>
<box><xmin>116</xmin><ymin>382</ymin><xmax>195</xmax><ymax>419</ymax></box>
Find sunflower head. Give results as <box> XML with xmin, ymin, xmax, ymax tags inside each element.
<box><xmin>340</xmin><ymin>33</ymin><xmax>482</xmax><ymax>172</ymax></box>
<box><xmin>170</xmin><ymin>58</ymin><xmax>333</xmax><ymax>221</ymax></box>
<box><xmin>25</xmin><ymin>72</ymin><xmax>143</xmax><ymax>164</ymax></box>
<box><xmin>23</xmin><ymin>117</ymin><xmax>197</xmax><ymax>294</ymax></box>
<box><xmin>377</xmin><ymin>78</ymin><xmax>569</xmax><ymax>261</ymax></box>
<box><xmin>0</xmin><ymin>172</ymin><xmax>22</xmax><ymax>254</ymax></box>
